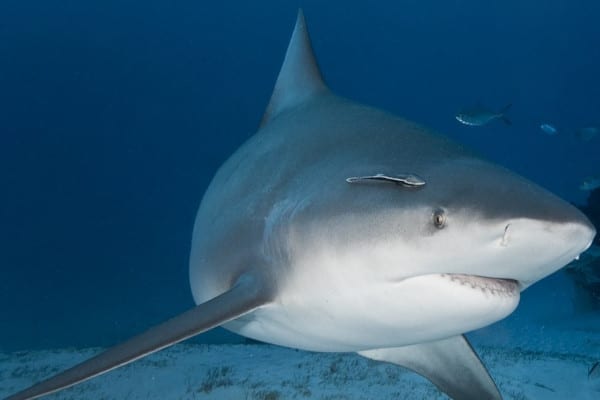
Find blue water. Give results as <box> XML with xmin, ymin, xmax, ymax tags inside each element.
<box><xmin>1</xmin><ymin>0</ymin><xmax>599</xmax><ymax>352</ymax></box>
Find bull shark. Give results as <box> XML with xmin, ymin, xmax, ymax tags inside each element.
<box><xmin>5</xmin><ymin>10</ymin><xmax>596</xmax><ymax>400</ymax></box>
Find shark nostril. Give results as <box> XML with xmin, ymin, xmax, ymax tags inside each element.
<box><xmin>500</xmin><ymin>223</ymin><xmax>511</xmax><ymax>247</ymax></box>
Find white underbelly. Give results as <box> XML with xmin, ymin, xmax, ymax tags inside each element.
<box><xmin>222</xmin><ymin>273</ymin><xmax>519</xmax><ymax>352</ymax></box>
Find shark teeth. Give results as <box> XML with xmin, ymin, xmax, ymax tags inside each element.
<box><xmin>441</xmin><ymin>273</ymin><xmax>519</xmax><ymax>296</ymax></box>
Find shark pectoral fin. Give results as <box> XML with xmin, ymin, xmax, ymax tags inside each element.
<box><xmin>6</xmin><ymin>273</ymin><xmax>271</xmax><ymax>400</ymax></box>
<box><xmin>358</xmin><ymin>335</ymin><xmax>502</xmax><ymax>400</ymax></box>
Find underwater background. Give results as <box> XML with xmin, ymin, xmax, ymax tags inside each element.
<box><xmin>1</xmin><ymin>0</ymin><xmax>599</xmax><ymax>356</ymax></box>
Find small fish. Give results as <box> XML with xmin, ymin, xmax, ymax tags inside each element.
<box><xmin>456</xmin><ymin>103</ymin><xmax>512</xmax><ymax>126</ymax></box>
<box><xmin>540</xmin><ymin>123</ymin><xmax>558</xmax><ymax>135</ymax></box>
<box><xmin>575</xmin><ymin>126</ymin><xmax>599</xmax><ymax>141</ymax></box>
<box><xmin>580</xmin><ymin>176</ymin><xmax>600</xmax><ymax>191</ymax></box>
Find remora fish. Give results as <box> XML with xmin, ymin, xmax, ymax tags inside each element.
<box><xmin>5</xmin><ymin>10</ymin><xmax>596</xmax><ymax>400</ymax></box>
<box><xmin>456</xmin><ymin>103</ymin><xmax>512</xmax><ymax>126</ymax></box>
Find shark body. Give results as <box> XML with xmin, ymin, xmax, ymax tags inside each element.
<box><xmin>6</xmin><ymin>10</ymin><xmax>595</xmax><ymax>400</ymax></box>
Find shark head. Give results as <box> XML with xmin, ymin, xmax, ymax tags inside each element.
<box><xmin>263</xmin><ymin>150</ymin><xmax>596</xmax><ymax>352</ymax></box>
<box><xmin>275</xmin><ymin>150</ymin><xmax>596</xmax><ymax>349</ymax></box>
<box><xmin>408</xmin><ymin>157</ymin><xmax>596</xmax><ymax>290</ymax></box>
<box><xmin>343</xmin><ymin>156</ymin><xmax>597</xmax><ymax>289</ymax></box>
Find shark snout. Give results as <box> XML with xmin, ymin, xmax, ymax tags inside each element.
<box><xmin>496</xmin><ymin>209</ymin><xmax>596</xmax><ymax>289</ymax></box>
<box><xmin>576</xmin><ymin>213</ymin><xmax>596</xmax><ymax>249</ymax></box>
<box><xmin>483</xmin><ymin>165</ymin><xmax>597</xmax><ymax>257</ymax></box>
<box><xmin>541</xmin><ymin>197</ymin><xmax>596</xmax><ymax>253</ymax></box>
<box><xmin>573</xmin><ymin>216</ymin><xmax>596</xmax><ymax>257</ymax></box>
<box><xmin>501</xmin><ymin>213</ymin><xmax>595</xmax><ymax>251</ymax></box>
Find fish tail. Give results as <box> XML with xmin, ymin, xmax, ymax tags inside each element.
<box><xmin>501</xmin><ymin>115</ymin><xmax>512</xmax><ymax>125</ymax></box>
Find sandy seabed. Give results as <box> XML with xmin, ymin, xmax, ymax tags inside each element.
<box><xmin>2</xmin><ymin>326</ymin><xmax>600</xmax><ymax>400</ymax></box>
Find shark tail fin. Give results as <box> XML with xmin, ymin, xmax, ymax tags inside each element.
<box><xmin>5</xmin><ymin>273</ymin><xmax>271</xmax><ymax>400</ymax></box>
<box><xmin>500</xmin><ymin>103</ymin><xmax>512</xmax><ymax>125</ymax></box>
<box><xmin>359</xmin><ymin>335</ymin><xmax>502</xmax><ymax>400</ymax></box>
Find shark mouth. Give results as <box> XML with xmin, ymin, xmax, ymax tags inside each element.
<box><xmin>441</xmin><ymin>273</ymin><xmax>519</xmax><ymax>296</ymax></box>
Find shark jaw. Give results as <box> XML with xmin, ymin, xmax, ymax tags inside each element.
<box><xmin>438</xmin><ymin>274</ymin><xmax>519</xmax><ymax>296</ymax></box>
<box><xmin>223</xmin><ymin>270</ymin><xmax>522</xmax><ymax>353</ymax></box>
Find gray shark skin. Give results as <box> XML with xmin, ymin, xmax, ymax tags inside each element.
<box><xmin>5</xmin><ymin>10</ymin><xmax>596</xmax><ymax>400</ymax></box>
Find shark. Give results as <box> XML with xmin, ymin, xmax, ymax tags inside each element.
<box><xmin>5</xmin><ymin>10</ymin><xmax>596</xmax><ymax>400</ymax></box>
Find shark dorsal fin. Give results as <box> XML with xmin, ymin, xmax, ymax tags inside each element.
<box><xmin>260</xmin><ymin>9</ymin><xmax>329</xmax><ymax>127</ymax></box>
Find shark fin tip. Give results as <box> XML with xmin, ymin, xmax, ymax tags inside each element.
<box><xmin>260</xmin><ymin>9</ymin><xmax>329</xmax><ymax>127</ymax></box>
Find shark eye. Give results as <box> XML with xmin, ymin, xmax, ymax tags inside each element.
<box><xmin>432</xmin><ymin>209</ymin><xmax>446</xmax><ymax>229</ymax></box>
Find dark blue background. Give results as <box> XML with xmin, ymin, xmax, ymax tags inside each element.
<box><xmin>1</xmin><ymin>0</ymin><xmax>599</xmax><ymax>351</ymax></box>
